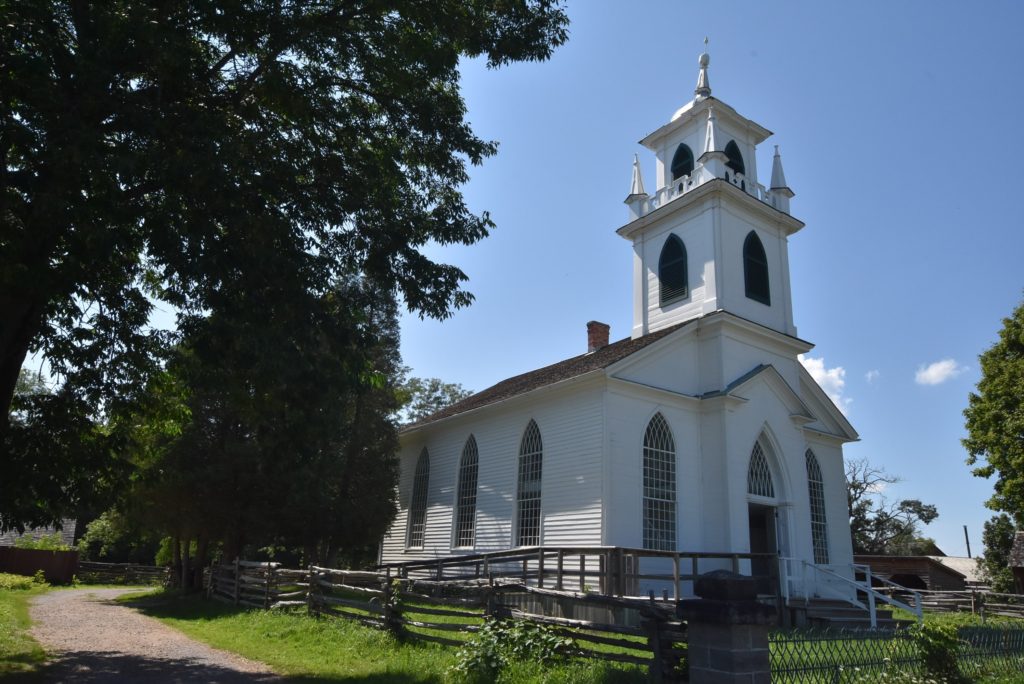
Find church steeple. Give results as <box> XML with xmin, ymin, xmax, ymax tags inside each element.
<box><xmin>617</xmin><ymin>48</ymin><xmax>805</xmax><ymax>341</ymax></box>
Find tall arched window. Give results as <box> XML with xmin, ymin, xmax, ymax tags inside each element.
<box><xmin>743</xmin><ymin>231</ymin><xmax>770</xmax><ymax>305</ymax></box>
<box><xmin>670</xmin><ymin>143</ymin><xmax>695</xmax><ymax>180</ymax></box>
<box><xmin>724</xmin><ymin>140</ymin><xmax>745</xmax><ymax>175</ymax></box>
<box><xmin>453</xmin><ymin>436</ymin><xmax>479</xmax><ymax>548</ymax></box>
<box><xmin>643</xmin><ymin>413</ymin><xmax>676</xmax><ymax>551</ymax></box>
<box><xmin>407</xmin><ymin>448</ymin><xmax>430</xmax><ymax>548</ymax></box>
<box><xmin>516</xmin><ymin>420</ymin><xmax>543</xmax><ymax>546</ymax></box>
<box><xmin>658</xmin><ymin>235</ymin><xmax>688</xmax><ymax>305</ymax></box>
<box><xmin>805</xmin><ymin>450</ymin><xmax>830</xmax><ymax>564</ymax></box>
<box><xmin>747</xmin><ymin>439</ymin><xmax>775</xmax><ymax>498</ymax></box>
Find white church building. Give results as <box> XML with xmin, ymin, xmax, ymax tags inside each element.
<box><xmin>380</xmin><ymin>51</ymin><xmax>858</xmax><ymax>600</ymax></box>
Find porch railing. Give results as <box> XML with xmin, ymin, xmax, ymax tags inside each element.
<box><xmin>780</xmin><ymin>557</ymin><xmax>923</xmax><ymax>628</ymax></box>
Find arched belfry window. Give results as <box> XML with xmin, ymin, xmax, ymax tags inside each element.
<box><xmin>407</xmin><ymin>448</ymin><xmax>430</xmax><ymax>548</ymax></box>
<box><xmin>454</xmin><ymin>436</ymin><xmax>479</xmax><ymax>548</ymax></box>
<box><xmin>658</xmin><ymin>235</ymin><xmax>688</xmax><ymax>305</ymax></box>
<box><xmin>747</xmin><ymin>439</ymin><xmax>775</xmax><ymax>499</ymax></box>
<box><xmin>516</xmin><ymin>420</ymin><xmax>543</xmax><ymax>546</ymax></box>
<box><xmin>743</xmin><ymin>231</ymin><xmax>770</xmax><ymax>305</ymax></box>
<box><xmin>724</xmin><ymin>140</ymin><xmax>745</xmax><ymax>176</ymax></box>
<box><xmin>805</xmin><ymin>450</ymin><xmax>830</xmax><ymax>564</ymax></box>
<box><xmin>643</xmin><ymin>413</ymin><xmax>676</xmax><ymax>551</ymax></box>
<box><xmin>670</xmin><ymin>143</ymin><xmax>694</xmax><ymax>180</ymax></box>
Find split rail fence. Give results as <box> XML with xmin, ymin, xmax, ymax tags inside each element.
<box><xmin>77</xmin><ymin>561</ymin><xmax>169</xmax><ymax>586</ymax></box>
<box><xmin>207</xmin><ymin>559</ymin><xmax>686</xmax><ymax>677</ymax></box>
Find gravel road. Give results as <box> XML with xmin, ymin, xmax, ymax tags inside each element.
<box><xmin>29</xmin><ymin>588</ymin><xmax>282</xmax><ymax>683</ymax></box>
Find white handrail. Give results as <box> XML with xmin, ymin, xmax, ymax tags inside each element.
<box><xmin>780</xmin><ymin>558</ymin><xmax>923</xmax><ymax>628</ymax></box>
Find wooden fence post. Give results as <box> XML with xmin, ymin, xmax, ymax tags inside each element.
<box><xmin>233</xmin><ymin>558</ymin><xmax>240</xmax><ymax>606</ymax></box>
<box><xmin>306</xmin><ymin>567</ymin><xmax>318</xmax><ymax>617</ymax></box>
<box><xmin>538</xmin><ymin>548</ymin><xmax>545</xmax><ymax>589</ymax></box>
<box><xmin>265</xmin><ymin>564</ymin><xmax>274</xmax><ymax>609</ymax></box>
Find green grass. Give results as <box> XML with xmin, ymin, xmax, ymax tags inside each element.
<box><xmin>0</xmin><ymin>575</ymin><xmax>49</xmax><ymax>680</ymax></box>
<box><xmin>128</xmin><ymin>591</ymin><xmax>646</xmax><ymax>683</ymax></box>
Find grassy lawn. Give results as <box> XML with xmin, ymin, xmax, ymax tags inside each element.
<box><xmin>128</xmin><ymin>591</ymin><xmax>646</xmax><ymax>683</ymax></box>
<box><xmin>0</xmin><ymin>574</ymin><xmax>48</xmax><ymax>680</ymax></box>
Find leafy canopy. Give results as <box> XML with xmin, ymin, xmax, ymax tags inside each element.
<box><xmin>1</xmin><ymin>0</ymin><xmax>569</xmax><ymax>530</ymax></box>
<box><xmin>964</xmin><ymin>298</ymin><xmax>1024</xmax><ymax>523</ymax></box>
<box><xmin>398</xmin><ymin>376</ymin><xmax>473</xmax><ymax>424</ymax></box>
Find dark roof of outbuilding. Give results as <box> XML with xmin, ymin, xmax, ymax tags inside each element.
<box><xmin>403</xmin><ymin>320</ymin><xmax>694</xmax><ymax>431</ymax></box>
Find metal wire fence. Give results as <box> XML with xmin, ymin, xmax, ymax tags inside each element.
<box><xmin>770</xmin><ymin>625</ymin><xmax>1024</xmax><ymax>683</ymax></box>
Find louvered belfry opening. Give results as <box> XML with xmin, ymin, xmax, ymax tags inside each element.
<box><xmin>516</xmin><ymin>420</ymin><xmax>543</xmax><ymax>546</ymax></box>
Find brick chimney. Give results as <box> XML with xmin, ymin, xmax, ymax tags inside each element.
<box><xmin>587</xmin><ymin>321</ymin><xmax>610</xmax><ymax>352</ymax></box>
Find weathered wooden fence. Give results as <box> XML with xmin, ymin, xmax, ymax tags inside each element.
<box><xmin>77</xmin><ymin>561</ymin><xmax>169</xmax><ymax>585</ymax></box>
<box><xmin>207</xmin><ymin>560</ymin><xmax>686</xmax><ymax>678</ymax></box>
<box><xmin>915</xmin><ymin>589</ymin><xmax>1024</xmax><ymax>619</ymax></box>
<box><xmin>0</xmin><ymin>547</ymin><xmax>78</xmax><ymax>584</ymax></box>
<box><xmin>206</xmin><ymin>560</ymin><xmax>308</xmax><ymax>609</ymax></box>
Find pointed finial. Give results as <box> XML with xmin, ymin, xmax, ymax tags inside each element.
<box><xmin>770</xmin><ymin>145</ymin><xmax>789</xmax><ymax>190</ymax></box>
<box><xmin>703</xmin><ymin>106</ymin><xmax>717</xmax><ymax>154</ymax></box>
<box><xmin>695</xmin><ymin>37</ymin><xmax>711</xmax><ymax>99</ymax></box>
<box><xmin>627</xmin><ymin>154</ymin><xmax>646</xmax><ymax>197</ymax></box>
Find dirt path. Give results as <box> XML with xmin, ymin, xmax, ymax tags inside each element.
<box><xmin>29</xmin><ymin>588</ymin><xmax>281</xmax><ymax>683</ymax></box>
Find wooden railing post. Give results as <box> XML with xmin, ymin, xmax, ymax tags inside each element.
<box><xmin>233</xmin><ymin>557</ymin><xmax>240</xmax><ymax>606</ymax></box>
<box><xmin>537</xmin><ymin>548</ymin><xmax>545</xmax><ymax>588</ymax></box>
<box><xmin>555</xmin><ymin>549</ymin><xmax>564</xmax><ymax>591</ymax></box>
<box><xmin>672</xmin><ymin>555</ymin><xmax>680</xmax><ymax>601</ymax></box>
<box><xmin>579</xmin><ymin>553</ymin><xmax>586</xmax><ymax>592</ymax></box>
<box><xmin>264</xmin><ymin>563</ymin><xmax>273</xmax><ymax>609</ymax></box>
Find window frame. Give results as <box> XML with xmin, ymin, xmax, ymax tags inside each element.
<box><xmin>453</xmin><ymin>436</ymin><xmax>480</xmax><ymax>549</ymax></box>
<box><xmin>743</xmin><ymin>231</ymin><xmax>771</xmax><ymax>306</ymax></box>
<box><xmin>642</xmin><ymin>413</ymin><xmax>677</xmax><ymax>551</ymax></box>
<box><xmin>515</xmin><ymin>420</ymin><xmax>543</xmax><ymax>547</ymax></box>
<box><xmin>406</xmin><ymin>448</ymin><xmax>430</xmax><ymax>549</ymax></box>
<box><xmin>670</xmin><ymin>143</ymin><xmax>695</xmax><ymax>180</ymax></box>
<box><xmin>805</xmin><ymin>449</ymin><xmax>830</xmax><ymax>565</ymax></box>
<box><xmin>724</xmin><ymin>140</ymin><xmax>746</xmax><ymax>176</ymax></box>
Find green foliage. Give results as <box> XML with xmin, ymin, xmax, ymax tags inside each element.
<box><xmin>450</xmin><ymin>618</ymin><xmax>575</xmax><ymax>683</ymax></box>
<box><xmin>0</xmin><ymin>572</ymin><xmax>38</xmax><ymax>591</ymax></box>
<box><xmin>847</xmin><ymin>458</ymin><xmax>940</xmax><ymax>555</ymax></box>
<box><xmin>965</xmin><ymin>298</ymin><xmax>1024</xmax><ymax>523</ymax></box>
<box><xmin>13</xmin><ymin>532</ymin><xmax>70</xmax><ymax>551</ymax></box>
<box><xmin>910</xmin><ymin>622</ymin><xmax>965</xmax><ymax>683</ymax></box>
<box><xmin>398</xmin><ymin>376</ymin><xmax>473</xmax><ymax>423</ymax></box>
<box><xmin>78</xmin><ymin>509</ymin><xmax>162</xmax><ymax>563</ymax></box>
<box><xmin>2</xmin><ymin>0</ymin><xmax>569</xmax><ymax>534</ymax></box>
<box><xmin>0</xmin><ymin>581</ymin><xmax>49</xmax><ymax>677</ymax></box>
<box><xmin>978</xmin><ymin>514</ymin><xmax>1016</xmax><ymax>593</ymax></box>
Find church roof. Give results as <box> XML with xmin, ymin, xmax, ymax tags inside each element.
<box><xmin>404</xmin><ymin>321</ymin><xmax>694</xmax><ymax>431</ymax></box>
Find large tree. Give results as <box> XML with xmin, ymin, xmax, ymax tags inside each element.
<box><xmin>1</xmin><ymin>1</ymin><xmax>569</xmax><ymax>529</ymax></box>
<box><xmin>846</xmin><ymin>458</ymin><xmax>939</xmax><ymax>555</ymax></box>
<box><xmin>964</xmin><ymin>298</ymin><xmax>1024</xmax><ymax>524</ymax></box>
<box><xmin>398</xmin><ymin>376</ymin><xmax>473</xmax><ymax>423</ymax></box>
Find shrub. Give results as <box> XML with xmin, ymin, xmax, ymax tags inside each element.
<box><xmin>0</xmin><ymin>572</ymin><xmax>46</xmax><ymax>590</ymax></box>
<box><xmin>13</xmin><ymin>532</ymin><xmax>70</xmax><ymax>551</ymax></box>
<box><xmin>449</xmin><ymin>618</ymin><xmax>575</xmax><ymax>683</ymax></box>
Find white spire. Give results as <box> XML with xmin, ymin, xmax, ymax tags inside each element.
<box><xmin>694</xmin><ymin>37</ymin><xmax>711</xmax><ymax>99</ymax></box>
<box><xmin>703</xmin><ymin>106</ymin><xmax>718</xmax><ymax>154</ymax></box>
<box><xmin>770</xmin><ymin>145</ymin><xmax>789</xmax><ymax>189</ymax></box>
<box><xmin>628</xmin><ymin>154</ymin><xmax>646</xmax><ymax>197</ymax></box>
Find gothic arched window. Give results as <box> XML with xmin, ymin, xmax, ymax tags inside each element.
<box><xmin>658</xmin><ymin>235</ymin><xmax>688</xmax><ymax>305</ymax></box>
<box><xmin>454</xmin><ymin>436</ymin><xmax>479</xmax><ymax>548</ymax></box>
<box><xmin>743</xmin><ymin>231</ymin><xmax>770</xmax><ymax>305</ymax></box>
<box><xmin>747</xmin><ymin>439</ymin><xmax>775</xmax><ymax>498</ymax></box>
<box><xmin>516</xmin><ymin>420</ymin><xmax>543</xmax><ymax>546</ymax></box>
<box><xmin>643</xmin><ymin>413</ymin><xmax>676</xmax><ymax>551</ymax></box>
<box><xmin>407</xmin><ymin>448</ymin><xmax>430</xmax><ymax>548</ymax></box>
<box><xmin>671</xmin><ymin>143</ymin><xmax>695</xmax><ymax>180</ymax></box>
<box><xmin>724</xmin><ymin>140</ymin><xmax>745</xmax><ymax>176</ymax></box>
<box><xmin>805</xmin><ymin>450</ymin><xmax>830</xmax><ymax>564</ymax></box>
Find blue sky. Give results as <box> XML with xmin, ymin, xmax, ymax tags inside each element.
<box><xmin>398</xmin><ymin>1</ymin><xmax>1024</xmax><ymax>558</ymax></box>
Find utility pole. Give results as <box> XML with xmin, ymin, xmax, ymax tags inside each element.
<box><xmin>964</xmin><ymin>525</ymin><xmax>972</xmax><ymax>558</ymax></box>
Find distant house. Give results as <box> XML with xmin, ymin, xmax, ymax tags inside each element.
<box><xmin>380</xmin><ymin>50</ymin><xmax>858</xmax><ymax>600</ymax></box>
<box><xmin>0</xmin><ymin>519</ymin><xmax>77</xmax><ymax>548</ymax></box>
<box><xmin>1011</xmin><ymin>531</ymin><xmax>1024</xmax><ymax>593</ymax></box>
<box><xmin>854</xmin><ymin>554</ymin><xmax>967</xmax><ymax>591</ymax></box>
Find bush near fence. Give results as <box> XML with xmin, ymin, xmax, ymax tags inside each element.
<box><xmin>0</xmin><ymin>547</ymin><xmax>78</xmax><ymax>584</ymax></box>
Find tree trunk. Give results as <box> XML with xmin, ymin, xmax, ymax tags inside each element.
<box><xmin>171</xmin><ymin>537</ymin><xmax>182</xmax><ymax>588</ymax></box>
<box><xmin>193</xmin><ymin>536</ymin><xmax>210</xmax><ymax>591</ymax></box>
<box><xmin>181</xmin><ymin>538</ymin><xmax>192</xmax><ymax>590</ymax></box>
<box><xmin>0</xmin><ymin>296</ymin><xmax>44</xmax><ymax>422</ymax></box>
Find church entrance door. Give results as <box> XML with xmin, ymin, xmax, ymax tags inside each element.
<box><xmin>748</xmin><ymin>503</ymin><xmax>777</xmax><ymax>595</ymax></box>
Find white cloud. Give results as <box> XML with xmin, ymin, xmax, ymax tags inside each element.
<box><xmin>799</xmin><ymin>354</ymin><xmax>851</xmax><ymax>415</ymax></box>
<box><xmin>865</xmin><ymin>370</ymin><xmax>880</xmax><ymax>384</ymax></box>
<box><xmin>915</xmin><ymin>359</ymin><xmax>966</xmax><ymax>386</ymax></box>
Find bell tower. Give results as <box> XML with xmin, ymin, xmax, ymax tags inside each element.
<box><xmin>618</xmin><ymin>47</ymin><xmax>802</xmax><ymax>340</ymax></box>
